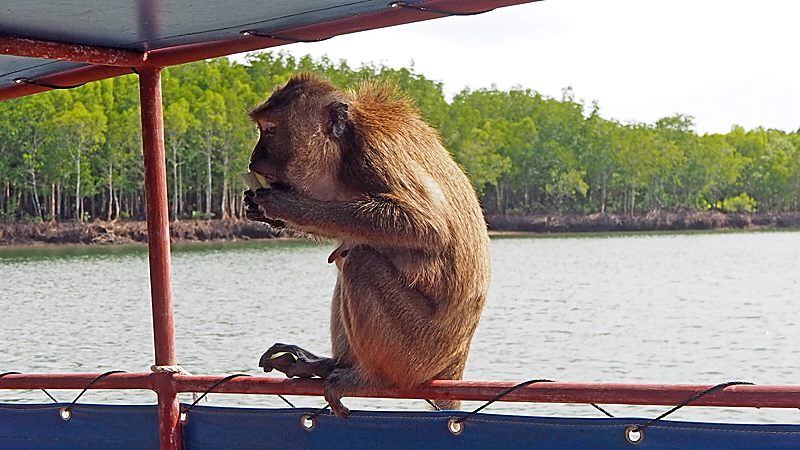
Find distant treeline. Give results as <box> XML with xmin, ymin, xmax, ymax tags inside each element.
<box><xmin>1</xmin><ymin>52</ymin><xmax>799</xmax><ymax>223</ymax></box>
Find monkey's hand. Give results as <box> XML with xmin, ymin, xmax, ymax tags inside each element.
<box><xmin>247</xmin><ymin>184</ymin><xmax>298</xmax><ymax>213</ymax></box>
<box><xmin>244</xmin><ymin>189</ymin><xmax>287</xmax><ymax>229</ymax></box>
<box><xmin>259</xmin><ymin>343</ymin><xmax>337</xmax><ymax>379</ymax></box>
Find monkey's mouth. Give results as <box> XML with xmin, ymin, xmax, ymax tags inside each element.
<box><xmin>245</xmin><ymin>162</ymin><xmax>295</xmax><ymax>192</ymax></box>
<box><xmin>269</xmin><ymin>181</ymin><xmax>292</xmax><ymax>191</ymax></box>
<box><xmin>243</xmin><ymin>171</ymin><xmax>293</xmax><ymax>193</ymax></box>
<box><xmin>257</xmin><ymin>173</ymin><xmax>291</xmax><ymax>190</ymax></box>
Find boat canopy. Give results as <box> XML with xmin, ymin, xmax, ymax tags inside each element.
<box><xmin>0</xmin><ymin>0</ymin><xmax>537</xmax><ymax>100</ymax></box>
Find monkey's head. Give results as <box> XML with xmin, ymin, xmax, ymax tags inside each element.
<box><xmin>248</xmin><ymin>73</ymin><xmax>356</xmax><ymax>201</ymax></box>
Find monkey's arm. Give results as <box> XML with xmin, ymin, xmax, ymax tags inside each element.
<box><xmin>250</xmin><ymin>187</ymin><xmax>449</xmax><ymax>250</ymax></box>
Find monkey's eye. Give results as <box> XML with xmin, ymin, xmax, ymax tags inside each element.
<box><xmin>261</xmin><ymin>122</ymin><xmax>277</xmax><ymax>135</ymax></box>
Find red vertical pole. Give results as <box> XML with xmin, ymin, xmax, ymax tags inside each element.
<box><xmin>139</xmin><ymin>66</ymin><xmax>182</xmax><ymax>450</ymax></box>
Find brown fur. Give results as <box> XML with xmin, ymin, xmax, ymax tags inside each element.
<box><xmin>246</xmin><ymin>73</ymin><xmax>490</xmax><ymax>416</ymax></box>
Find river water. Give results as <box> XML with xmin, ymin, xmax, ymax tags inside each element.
<box><xmin>1</xmin><ymin>231</ymin><xmax>799</xmax><ymax>423</ymax></box>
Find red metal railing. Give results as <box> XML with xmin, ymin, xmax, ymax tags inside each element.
<box><xmin>3</xmin><ymin>373</ymin><xmax>800</xmax><ymax>410</ymax></box>
<box><xmin>138</xmin><ymin>66</ymin><xmax>183</xmax><ymax>450</ymax></box>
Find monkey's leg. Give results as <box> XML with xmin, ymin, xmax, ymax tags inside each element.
<box><xmin>259</xmin><ymin>343</ymin><xmax>337</xmax><ymax>379</ymax></box>
<box><xmin>325</xmin><ymin>245</ymin><xmax>449</xmax><ymax>418</ymax></box>
<box><xmin>429</xmin><ymin>360</ymin><xmax>468</xmax><ymax>411</ymax></box>
<box><xmin>323</xmin><ymin>367</ymin><xmax>365</xmax><ymax>418</ymax></box>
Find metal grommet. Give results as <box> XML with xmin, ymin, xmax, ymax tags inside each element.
<box><xmin>625</xmin><ymin>425</ymin><xmax>644</xmax><ymax>445</ymax></box>
<box><xmin>59</xmin><ymin>407</ymin><xmax>72</xmax><ymax>421</ymax></box>
<box><xmin>300</xmin><ymin>414</ymin><xmax>316</xmax><ymax>431</ymax></box>
<box><xmin>447</xmin><ymin>418</ymin><xmax>463</xmax><ymax>435</ymax></box>
<box><xmin>388</xmin><ymin>1</ymin><xmax>407</xmax><ymax>8</ymax></box>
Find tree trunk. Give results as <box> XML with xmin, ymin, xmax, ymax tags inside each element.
<box><xmin>599</xmin><ymin>172</ymin><xmax>607</xmax><ymax>214</ymax></box>
<box><xmin>205</xmin><ymin>131</ymin><xmax>213</xmax><ymax>215</ymax></box>
<box><xmin>75</xmin><ymin>145</ymin><xmax>82</xmax><ymax>222</ymax></box>
<box><xmin>50</xmin><ymin>183</ymin><xmax>57</xmax><ymax>221</ymax></box>
<box><xmin>107</xmin><ymin>161</ymin><xmax>114</xmax><ymax>221</ymax></box>
<box><xmin>178</xmin><ymin>162</ymin><xmax>184</xmax><ymax>218</ymax></box>
<box><xmin>57</xmin><ymin>184</ymin><xmax>63</xmax><ymax>220</ymax></box>
<box><xmin>220</xmin><ymin>152</ymin><xmax>229</xmax><ymax>219</ymax></box>
<box><xmin>496</xmin><ymin>182</ymin><xmax>504</xmax><ymax>216</ymax></box>
<box><xmin>29</xmin><ymin>166</ymin><xmax>42</xmax><ymax>220</ymax></box>
<box><xmin>229</xmin><ymin>189</ymin><xmax>239</xmax><ymax>220</ymax></box>
<box><xmin>630</xmin><ymin>186</ymin><xmax>635</xmax><ymax>216</ymax></box>
<box><xmin>169</xmin><ymin>140</ymin><xmax>181</xmax><ymax>221</ymax></box>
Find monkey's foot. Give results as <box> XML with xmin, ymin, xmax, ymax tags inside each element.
<box><xmin>258</xmin><ymin>343</ymin><xmax>336</xmax><ymax>379</ymax></box>
<box><xmin>323</xmin><ymin>368</ymin><xmax>360</xmax><ymax>418</ymax></box>
<box><xmin>325</xmin><ymin>394</ymin><xmax>351</xmax><ymax>418</ymax></box>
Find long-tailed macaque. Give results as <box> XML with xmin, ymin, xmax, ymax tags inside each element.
<box><xmin>244</xmin><ymin>73</ymin><xmax>490</xmax><ymax>417</ymax></box>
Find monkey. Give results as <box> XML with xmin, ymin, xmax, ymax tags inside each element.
<box><xmin>244</xmin><ymin>73</ymin><xmax>491</xmax><ymax>418</ymax></box>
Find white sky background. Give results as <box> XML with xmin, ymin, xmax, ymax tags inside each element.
<box><xmin>237</xmin><ymin>0</ymin><xmax>800</xmax><ymax>135</ymax></box>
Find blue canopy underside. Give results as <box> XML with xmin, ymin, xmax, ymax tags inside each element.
<box><xmin>2</xmin><ymin>404</ymin><xmax>800</xmax><ymax>450</ymax></box>
<box><xmin>0</xmin><ymin>0</ymin><xmax>426</xmax><ymax>88</ymax></box>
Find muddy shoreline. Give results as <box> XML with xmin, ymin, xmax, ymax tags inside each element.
<box><xmin>1</xmin><ymin>211</ymin><xmax>799</xmax><ymax>247</ymax></box>
<box><xmin>0</xmin><ymin>219</ymin><xmax>281</xmax><ymax>247</ymax></box>
<box><xmin>485</xmin><ymin>210</ymin><xmax>800</xmax><ymax>234</ymax></box>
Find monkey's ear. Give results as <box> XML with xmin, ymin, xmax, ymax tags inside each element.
<box><xmin>328</xmin><ymin>101</ymin><xmax>350</xmax><ymax>139</ymax></box>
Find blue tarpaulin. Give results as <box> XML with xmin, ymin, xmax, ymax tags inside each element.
<box><xmin>0</xmin><ymin>404</ymin><xmax>159</xmax><ymax>450</ymax></box>
<box><xmin>2</xmin><ymin>403</ymin><xmax>800</xmax><ymax>449</ymax></box>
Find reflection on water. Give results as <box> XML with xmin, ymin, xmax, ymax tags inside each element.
<box><xmin>1</xmin><ymin>232</ymin><xmax>799</xmax><ymax>423</ymax></box>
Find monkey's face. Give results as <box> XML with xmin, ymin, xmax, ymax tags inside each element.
<box><xmin>248</xmin><ymin>78</ymin><xmax>350</xmax><ymax>201</ymax></box>
<box><xmin>248</xmin><ymin>111</ymin><xmax>291</xmax><ymax>187</ymax></box>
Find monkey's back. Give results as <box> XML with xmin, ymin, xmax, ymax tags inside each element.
<box><xmin>346</xmin><ymin>88</ymin><xmax>491</xmax><ymax>385</ymax></box>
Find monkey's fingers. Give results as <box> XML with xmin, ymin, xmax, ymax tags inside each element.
<box><xmin>245</xmin><ymin>213</ymin><xmax>287</xmax><ymax>229</ymax></box>
<box><xmin>259</xmin><ymin>343</ymin><xmax>336</xmax><ymax>378</ymax></box>
<box><xmin>245</xmin><ymin>193</ymin><xmax>285</xmax><ymax>228</ymax></box>
<box><xmin>324</xmin><ymin>389</ymin><xmax>351</xmax><ymax>418</ymax></box>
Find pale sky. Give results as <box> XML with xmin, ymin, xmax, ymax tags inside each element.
<box><xmin>238</xmin><ymin>0</ymin><xmax>800</xmax><ymax>135</ymax></box>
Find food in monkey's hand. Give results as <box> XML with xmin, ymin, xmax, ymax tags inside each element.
<box><xmin>242</xmin><ymin>171</ymin><xmax>270</xmax><ymax>191</ymax></box>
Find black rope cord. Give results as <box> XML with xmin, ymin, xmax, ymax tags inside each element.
<box><xmin>63</xmin><ymin>370</ymin><xmax>127</xmax><ymax>413</ymax></box>
<box><xmin>239</xmin><ymin>30</ymin><xmax>332</xmax><ymax>43</ymax></box>
<box><xmin>629</xmin><ymin>381</ymin><xmax>755</xmax><ymax>432</ymax></box>
<box><xmin>1</xmin><ymin>371</ymin><xmax>59</xmax><ymax>403</ymax></box>
<box><xmin>278</xmin><ymin>394</ymin><xmax>296</xmax><ymax>408</ymax></box>
<box><xmin>183</xmin><ymin>374</ymin><xmax>251</xmax><ymax>412</ymax></box>
<box><xmin>182</xmin><ymin>374</ymin><xmax>296</xmax><ymax>414</ymax></box>
<box><xmin>388</xmin><ymin>1</ymin><xmax>494</xmax><ymax>16</ymax></box>
<box><xmin>13</xmin><ymin>78</ymin><xmax>86</xmax><ymax>90</ymax></box>
<box><xmin>454</xmin><ymin>379</ymin><xmax>554</xmax><ymax>424</ymax></box>
<box><xmin>590</xmin><ymin>402</ymin><xmax>615</xmax><ymax>418</ymax></box>
<box><xmin>309</xmin><ymin>403</ymin><xmax>331</xmax><ymax>418</ymax></box>
<box><xmin>425</xmin><ymin>399</ymin><xmax>441</xmax><ymax>410</ymax></box>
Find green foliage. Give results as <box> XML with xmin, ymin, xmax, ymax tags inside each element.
<box><xmin>720</xmin><ymin>193</ymin><xmax>758</xmax><ymax>213</ymax></box>
<box><xmin>191</xmin><ymin>210</ymin><xmax>216</xmax><ymax>220</ymax></box>
<box><xmin>1</xmin><ymin>52</ymin><xmax>799</xmax><ymax>222</ymax></box>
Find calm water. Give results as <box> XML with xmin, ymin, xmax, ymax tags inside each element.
<box><xmin>1</xmin><ymin>231</ymin><xmax>799</xmax><ymax>423</ymax></box>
